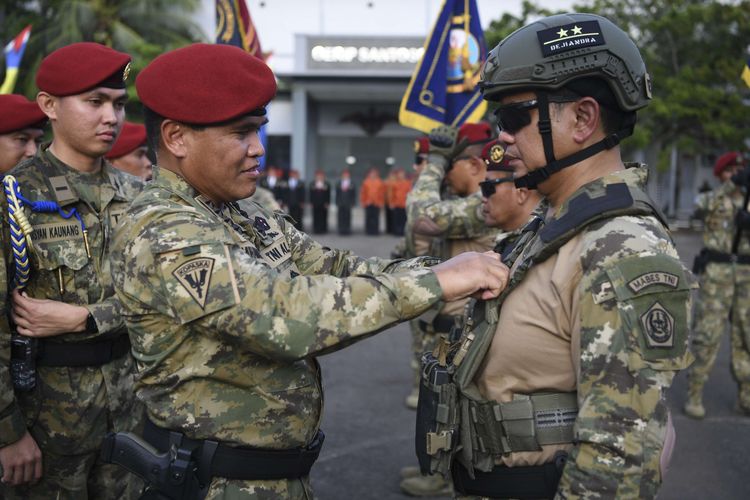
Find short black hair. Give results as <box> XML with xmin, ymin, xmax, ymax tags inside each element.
<box><xmin>554</xmin><ymin>78</ymin><xmax>632</xmax><ymax>136</ymax></box>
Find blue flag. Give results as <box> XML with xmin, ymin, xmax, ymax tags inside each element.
<box><xmin>399</xmin><ymin>0</ymin><xmax>487</xmax><ymax>132</ymax></box>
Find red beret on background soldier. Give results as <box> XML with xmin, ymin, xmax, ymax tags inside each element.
<box><xmin>713</xmin><ymin>151</ymin><xmax>745</xmax><ymax>179</ymax></box>
<box><xmin>106</xmin><ymin>121</ymin><xmax>152</xmax><ymax>181</ymax></box>
<box><xmin>0</xmin><ymin>94</ymin><xmax>47</xmax><ymax>173</ymax></box>
<box><xmin>0</xmin><ymin>42</ymin><xmax>143</xmax><ymax>499</ymax></box>
<box><xmin>104</xmin><ymin>42</ymin><xmax>508</xmax><ymax>500</ymax></box>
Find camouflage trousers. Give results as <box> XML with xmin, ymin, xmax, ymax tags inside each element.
<box><xmin>1</xmin><ymin>355</ymin><xmax>144</xmax><ymax>499</ymax></box>
<box><xmin>688</xmin><ymin>262</ymin><xmax>750</xmax><ymax>409</ymax></box>
<box><xmin>204</xmin><ymin>476</ymin><xmax>313</xmax><ymax>499</ymax></box>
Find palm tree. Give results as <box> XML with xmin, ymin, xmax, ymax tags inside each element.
<box><xmin>2</xmin><ymin>0</ymin><xmax>207</xmax><ymax>106</ymax></box>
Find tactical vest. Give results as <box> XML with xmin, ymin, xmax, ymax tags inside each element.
<box><xmin>417</xmin><ymin>180</ymin><xmax>668</xmax><ymax>476</ymax></box>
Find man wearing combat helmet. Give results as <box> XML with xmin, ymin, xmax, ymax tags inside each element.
<box><xmin>414</xmin><ymin>13</ymin><xmax>694</xmax><ymax>499</ymax></box>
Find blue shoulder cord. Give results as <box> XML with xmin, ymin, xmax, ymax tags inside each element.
<box><xmin>4</xmin><ymin>175</ymin><xmax>91</xmax><ymax>290</ymax></box>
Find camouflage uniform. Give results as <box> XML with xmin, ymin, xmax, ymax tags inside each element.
<box><xmin>455</xmin><ymin>166</ymin><xmax>694</xmax><ymax>498</ymax></box>
<box><xmin>0</xmin><ymin>146</ymin><xmax>143</xmax><ymax>499</ymax></box>
<box><xmin>687</xmin><ymin>180</ymin><xmax>750</xmax><ymax>411</ymax></box>
<box><xmin>110</xmin><ymin>166</ymin><xmax>443</xmax><ymax>499</ymax></box>
<box><xmin>248</xmin><ymin>185</ymin><xmax>282</xmax><ymax>212</ymax></box>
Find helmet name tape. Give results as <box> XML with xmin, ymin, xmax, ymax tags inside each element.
<box><xmin>536</xmin><ymin>20</ymin><xmax>606</xmax><ymax>57</ymax></box>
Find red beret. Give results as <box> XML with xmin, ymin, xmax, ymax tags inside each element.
<box><xmin>36</xmin><ymin>42</ymin><xmax>131</xmax><ymax>96</ymax></box>
<box><xmin>413</xmin><ymin>137</ymin><xmax>429</xmax><ymax>155</ymax></box>
<box><xmin>136</xmin><ymin>43</ymin><xmax>276</xmax><ymax>124</ymax></box>
<box><xmin>105</xmin><ymin>122</ymin><xmax>146</xmax><ymax>159</ymax></box>
<box><xmin>482</xmin><ymin>140</ymin><xmax>512</xmax><ymax>172</ymax></box>
<box><xmin>458</xmin><ymin>122</ymin><xmax>494</xmax><ymax>146</ymax></box>
<box><xmin>714</xmin><ymin>151</ymin><xmax>745</xmax><ymax>177</ymax></box>
<box><xmin>0</xmin><ymin>94</ymin><xmax>47</xmax><ymax>134</ymax></box>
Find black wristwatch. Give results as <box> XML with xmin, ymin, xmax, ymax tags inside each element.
<box><xmin>86</xmin><ymin>312</ymin><xmax>98</xmax><ymax>333</ymax></box>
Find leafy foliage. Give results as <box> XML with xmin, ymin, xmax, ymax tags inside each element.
<box><xmin>1</xmin><ymin>0</ymin><xmax>207</xmax><ymax>117</ymax></box>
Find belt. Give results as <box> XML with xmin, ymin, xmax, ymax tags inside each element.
<box><xmin>418</xmin><ymin>314</ymin><xmax>458</xmax><ymax>334</ymax></box>
<box><xmin>702</xmin><ymin>248</ymin><xmax>750</xmax><ymax>264</ymax></box>
<box><xmin>143</xmin><ymin>418</ymin><xmax>324</xmax><ymax>481</ymax></box>
<box><xmin>451</xmin><ymin>453</ymin><xmax>566</xmax><ymax>499</ymax></box>
<box><xmin>36</xmin><ymin>334</ymin><xmax>131</xmax><ymax>367</ymax></box>
<box><xmin>469</xmin><ymin>392</ymin><xmax>577</xmax><ymax>455</ymax></box>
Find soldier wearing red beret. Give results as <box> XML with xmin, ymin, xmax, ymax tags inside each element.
<box><xmin>0</xmin><ymin>42</ymin><xmax>142</xmax><ymax>499</ymax></box>
<box><xmin>106</xmin><ymin>43</ymin><xmax>509</xmax><ymax>499</ymax></box>
<box><xmin>106</xmin><ymin>121</ymin><xmax>152</xmax><ymax>181</ymax></box>
<box><xmin>684</xmin><ymin>151</ymin><xmax>750</xmax><ymax>420</ymax></box>
<box><xmin>399</xmin><ymin>122</ymin><xmax>503</xmax><ymax>496</ymax></box>
<box><xmin>0</xmin><ymin>94</ymin><xmax>47</xmax><ymax>173</ymax></box>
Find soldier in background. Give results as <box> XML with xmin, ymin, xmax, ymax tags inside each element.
<box><xmin>335</xmin><ymin>169</ymin><xmax>356</xmax><ymax>235</ymax></box>
<box><xmin>360</xmin><ymin>167</ymin><xmax>385</xmax><ymax>235</ymax></box>
<box><xmin>0</xmin><ymin>42</ymin><xmax>142</xmax><ymax>499</ymax></box>
<box><xmin>400</xmin><ymin>122</ymin><xmax>500</xmax><ymax>497</ymax></box>
<box><xmin>285</xmin><ymin>169</ymin><xmax>306</xmax><ymax>230</ymax></box>
<box><xmin>684</xmin><ymin>151</ymin><xmax>750</xmax><ymax>418</ymax></box>
<box><xmin>109</xmin><ymin>43</ymin><xmax>509</xmax><ymax>499</ymax></box>
<box><xmin>309</xmin><ymin>169</ymin><xmax>331</xmax><ymax>234</ymax></box>
<box><xmin>0</xmin><ymin>94</ymin><xmax>47</xmax><ymax>173</ymax></box>
<box><xmin>106</xmin><ymin>121</ymin><xmax>152</xmax><ymax>181</ymax></box>
<box><xmin>478</xmin><ymin>139</ymin><xmax>543</xmax><ymax>250</ymax></box>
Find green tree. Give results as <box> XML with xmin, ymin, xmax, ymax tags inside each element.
<box><xmin>1</xmin><ymin>0</ymin><xmax>206</xmax><ymax>116</ymax></box>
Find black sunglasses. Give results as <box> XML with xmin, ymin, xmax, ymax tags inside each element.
<box><xmin>480</xmin><ymin>177</ymin><xmax>515</xmax><ymax>197</ymax></box>
<box><xmin>493</xmin><ymin>96</ymin><xmax>579</xmax><ymax>134</ymax></box>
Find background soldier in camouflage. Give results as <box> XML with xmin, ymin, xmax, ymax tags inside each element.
<box><xmin>440</xmin><ymin>13</ymin><xmax>694</xmax><ymax>499</ymax></box>
<box><xmin>400</xmin><ymin>123</ymin><xmax>501</xmax><ymax>497</ymax></box>
<box><xmin>0</xmin><ymin>95</ymin><xmax>47</xmax><ymax>174</ymax></box>
<box><xmin>478</xmin><ymin>138</ymin><xmax>543</xmax><ymax>252</ymax></box>
<box><xmin>684</xmin><ymin>151</ymin><xmax>750</xmax><ymax>418</ymax></box>
<box><xmin>106</xmin><ymin>121</ymin><xmax>152</xmax><ymax>181</ymax></box>
<box><xmin>112</xmin><ymin>43</ymin><xmax>509</xmax><ymax>500</ymax></box>
<box><xmin>0</xmin><ymin>43</ymin><xmax>142</xmax><ymax>499</ymax></box>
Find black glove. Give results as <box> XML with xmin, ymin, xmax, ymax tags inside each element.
<box><xmin>735</xmin><ymin>209</ymin><xmax>750</xmax><ymax>230</ymax></box>
<box><xmin>428</xmin><ymin>125</ymin><xmax>469</xmax><ymax>160</ymax></box>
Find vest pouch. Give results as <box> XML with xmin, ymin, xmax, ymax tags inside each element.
<box><xmin>415</xmin><ymin>351</ymin><xmax>459</xmax><ymax>477</ymax></box>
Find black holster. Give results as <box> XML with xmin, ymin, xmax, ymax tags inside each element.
<box><xmin>415</xmin><ymin>351</ymin><xmax>458</xmax><ymax>477</ymax></box>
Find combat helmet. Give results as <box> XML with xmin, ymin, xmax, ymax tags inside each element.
<box><xmin>480</xmin><ymin>13</ymin><xmax>651</xmax><ymax>189</ymax></box>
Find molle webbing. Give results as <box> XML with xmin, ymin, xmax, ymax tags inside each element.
<box><xmin>535</xmin><ymin>182</ymin><xmax>667</xmax><ymax>263</ymax></box>
<box><xmin>469</xmin><ymin>392</ymin><xmax>577</xmax><ymax>454</ymax></box>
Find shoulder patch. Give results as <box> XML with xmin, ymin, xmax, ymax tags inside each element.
<box><xmin>640</xmin><ymin>301</ymin><xmax>674</xmax><ymax>348</ymax></box>
<box><xmin>627</xmin><ymin>272</ymin><xmax>679</xmax><ymax>293</ymax></box>
<box><xmin>172</xmin><ymin>257</ymin><xmax>215</xmax><ymax>309</ymax></box>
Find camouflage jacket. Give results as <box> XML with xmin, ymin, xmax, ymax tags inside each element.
<box><xmin>405</xmin><ymin>154</ymin><xmax>494</xmax><ymax>258</ymax></box>
<box><xmin>110</xmin><ymin>166</ymin><xmax>442</xmax><ymax>450</ymax></box>
<box><xmin>695</xmin><ymin>180</ymin><xmax>750</xmax><ymax>254</ymax></box>
<box><xmin>0</xmin><ymin>146</ymin><xmax>142</xmax><ymax>449</ymax></box>
<box><xmin>248</xmin><ymin>185</ymin><xmax>282</xmax><ymax>212</ymax></box>
<box><xmin>467</xmin><ymin>166</ymin><xmax>694</xmax><ymax>498</ymax></box>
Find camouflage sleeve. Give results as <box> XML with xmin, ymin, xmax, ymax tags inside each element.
<box><xmin>84</xmin><ymin>296</ymin><xmax>124</xmax><ymax>335</ymax></box>
<box><xmin>406</xmin><ymin>155</ymin><xmax>486</xmax><ymax>239</ymax></box>
<box><xmin>279</xmin><ymin>213</ymin><xmax>434</xmax><ymax>276</ymax></box>
<box><xmin>123</xmin><ymin>214</ymin><xmax>443</xmax><ymax>363</ymax></box>
<box><xmin>558</xmin><ymin>238</ymin><xmax>694</xmax><ymax>497</ymax></box>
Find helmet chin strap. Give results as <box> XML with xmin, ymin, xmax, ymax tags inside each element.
<box><xmin>514</xmin><ymin>91</ymin><xmax>637</xmax><ymax>190</ymax></box>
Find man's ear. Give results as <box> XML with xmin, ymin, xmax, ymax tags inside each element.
<box><xmin>161</xmin><ymin>120</ymin><xmax>188</xmax><ymax>159</ymax></box>
<box><xmin>572</xmin><ymin>97</ymin><xmax>600</xmax><ymax>144</ymax></box>
<box><xmin>515</xmin><ymin>186</ymin><xmax>530</xmax><ymax>205</ymax></box>
<box><xmin>36</xmin><ymin>92</ymin><xmax>57</xmax><ymax>121</ymax></box>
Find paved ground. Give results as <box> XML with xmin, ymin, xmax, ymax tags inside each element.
<box><xmin>300</xmin><ymin>208</ymin><xmax>749</xmax><ymax>499</ymax></box>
